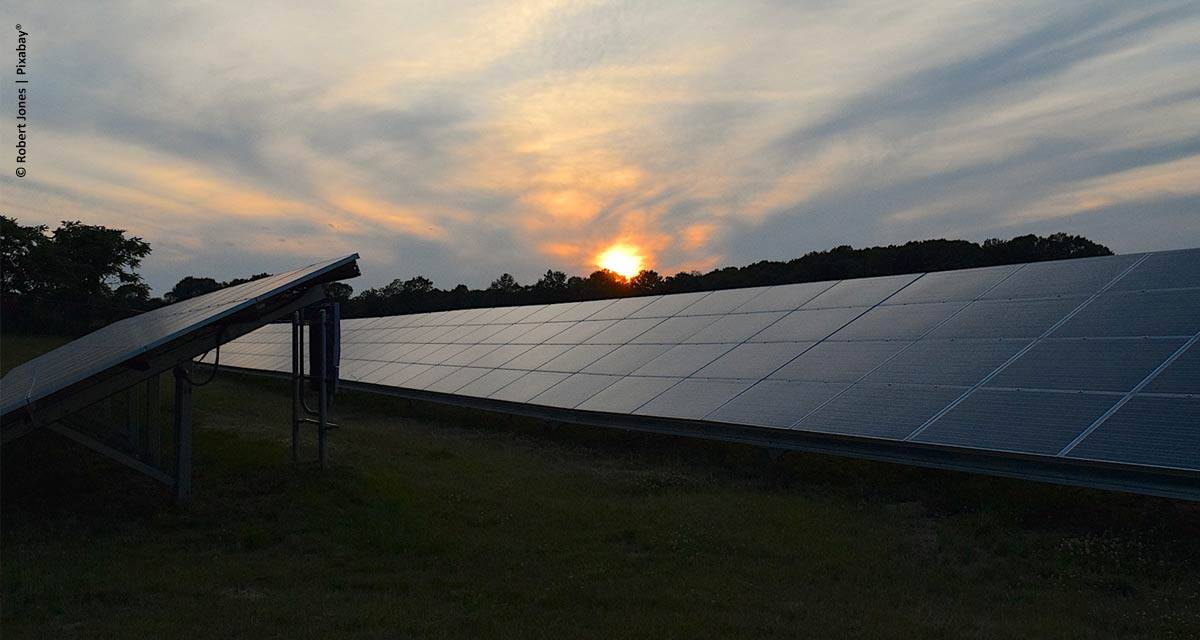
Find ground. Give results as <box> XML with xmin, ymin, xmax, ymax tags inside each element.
<box><xmin>2</xmin><ymin>334</ymin><xmax>1198</xmax><ymax>639</ymax></box>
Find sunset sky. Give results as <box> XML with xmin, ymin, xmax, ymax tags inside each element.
<box><xmin>4</xmin><ymin>1</ymin><xmax>1200</xmax><ymax>293</ymax></box>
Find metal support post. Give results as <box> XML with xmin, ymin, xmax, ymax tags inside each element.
<box><xmin>146</xmin><ymin>374</ymin><xmax>161</xmax><ymax>466</ymax></box>
<box><xmin>291</xmin><ymin>310</ymin><xmax>302</xmax><ymax>462</ymax></box>
<box><xmin>173</xmin><ymin>365</ymin><xmax>194</xmax><ymax>503</ymax></box>
<box><xmin>317</xmin><ymin>307</ymin><xmax>329</xmax><ymax>469</ymax></box>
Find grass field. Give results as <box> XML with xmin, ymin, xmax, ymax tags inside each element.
<box><xmin>2</xmin><ymin>333</ymin><xmax>1199</xmax><ymax>639</ymax></box>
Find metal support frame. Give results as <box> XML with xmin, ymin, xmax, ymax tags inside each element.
<box><xmin>40</xmin><ymin>368</ymin><xmax>195</xmax><ymax>503</ymax></box>
<box><xmin>291</xmin><ymin>303</ymin><xmax>337</xmax><ymax>468</ymax></box>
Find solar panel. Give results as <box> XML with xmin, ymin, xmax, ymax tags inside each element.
<box><xmin>214</xmin><ymin>248</ymin><xmax>1200</xmax><ymax>500</ymax></box>
<box><xmin>2</xmin><ymin>254</ymin><xmax>359</xmax><ymax>428</ymax></box>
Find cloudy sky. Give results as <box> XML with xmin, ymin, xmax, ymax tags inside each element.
<box><xmin>4</xmin><ymin>1</ymin><xmax>1199</xmax><ymax>293</ymax></box>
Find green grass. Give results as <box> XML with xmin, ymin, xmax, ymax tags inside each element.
<box><xmin>2</xmin><ymin>334</ymin><xmax>1199</xmax><ymax>639</ymax></box>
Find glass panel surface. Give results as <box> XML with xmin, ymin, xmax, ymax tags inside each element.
<box><xmin>684</xmin><ymin>312</ymin><xmax>787</xmax><ymax>343</ymax></box>
<box><xmin>928</xmin><ymin>297</ymin><xmax>1082</xmax><ymax>339</ymax></box>
<box><xmin>678</xmin><ymin>287</ymin><xmax>771</xmax><ymax>316</ymax></box>
<box><xmin>587</xmin><ymin>296</ymin><xmax>658</xmax><ymax>320</ymax></box>
<box><xmin>529</xmin><ymin>373</ymin><xmax>622</xmax><ymax>408</ymax></box>
<box><xmin>914</xmin><ymin>389</ymin><xmax>1115</xmax><ymax>455</ymax></box>
<box><xmin>830</xmin><ymin>302</ymin><xmax>962</xmax><ymax>341</ymax></box>
<box><xmin>582</xmin><ymin>344</ymin><xmax>674</xmax><ymax>375</ymax></box>
<box><xmin>545</xmin><ymin>320</ymin><xmax>617</xmax><ymax>344</ymax></box>
<box><xmin>553</xmin><ymin>299</ymin><xmax>619</xmax><ymax>322</ymax></box>
<box><xmin>1143</xmin><ymin>342</ymin><xmax>1200</xmax><ymax>395</ymax></box>
<box><xmin>501</xmin><ymin>344</ymin><xmax>572</xmax><ymax>370</ymax></box>
<box><xmin>795</xmin><ymin>383</ymin><xmax>964</xmax><ymax>439</ymax></box>
<box><xmin>584</xmin><ymin>317</ymin><xmax>664</xmax><ymax>344</ymax></box>
<box><xmin>632</xmin><ymin>344</ymin><xmax>733</xmax><ymax>377</ymax></box>
<box><xmin>457</xmin><ymin>369</ymin><xmax>527</xmax><ymax>397</ymax></box>
<box><xmin>490</xmin><ymin>371</ymin><xmax>570</xmax><ymax>403</ymax></box>
<box><xmin>629</xmin><ymin>291</ymin><xmax>713</xmax><ymax>318</ymax></box>
<box><xmin>577</xmin><ymin>376</ymin><xmax>682</xmax><ymax>413</ymax></box>
<box><xmin>630</xmin><ymin>315</ymin><xmax>721</xmax><ymax>344</ymax></box>
<box><xmin>708</xmin><ymin>380</ymin><xmax>849</xmax><ymax>428</ymax></box>
<box><xmin>979</xmin><ymin>253</ymin><xmax>1140</xmax><ymax>300</ymax></box>
<box><xmin>865</xmin><ymin>339</ymin><xmax>1025</xmax><ymax>386</ymax></box>
<box><xmin>750</xmin><ymin>307</ymin><xmax>865</xmax><ymax>342</ymax></box>
<box><xmin>802</xmin><ymin>273</ymin><xmax>918</xmax><ymax>309</ymax></box>
<box><xmin>987</xmin><ymin>338</ymin><xmax>1185</xmax><ymax>392</ymax></box>
<box><xmin>537</xmin><ymin>345</ymin><xmax>619</xmax><ymax>373</ymax></box>
<box><xmin>771</xmin><ymin>340</ymin><xmax>910</xmax><ymax>382</ymax></box>
<box><xmin>693</xmin><ymin>342</ymin><xmax>815</xmax><ymax>380</ymax></box>
<box><xmin>886</xmin><ymin>265</ymin><xmax>1019</xmax><ymax>304</ymax></box>
<box><xmin>1052</xmin><ymin>290</ymin><xmax>1200</xmax><ymax>338</ymax></box>
<box><xmin>426</xmin><ymin>367</ymin><xmax>490</xmax><ymax>393</ymax></box>
<box><xmin>1110</xmin><ymin>249</ymin><xmax>1200</xmax><ymax>292</ymax></box>
<box><xmin>1067</xmin><ymin>396</ymin><xmax>1200</xmax><ymax>470</ymax></box>
<box><xmin>733</xmin><ymin>281</ymin><xmax>835</xmax><ymax>313</ymax></box>
<box><xmin>635</xmin><ymin>379</ymin><xmax>754</xmax><ymax>420</ymax></box>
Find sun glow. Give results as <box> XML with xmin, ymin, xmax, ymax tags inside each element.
<box><xmin>597</xmin><ymin>244</ymin><xmax>644</xmax><ymax>279</ymax></box>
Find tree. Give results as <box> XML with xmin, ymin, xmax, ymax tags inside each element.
<box><xmin>402</xmin><ymin>276</ymin><xmax>435</xmax><ymax>295</ymax></box>
<box><xmin>165</xmin><ymin>276</ymin><xmax>222</xmax><ymax>303</ymax></box>
<box><xmin>488</xmin><ymin>273</ymin><xmax>521</xmax><ymax>293</ymax></box>
<box><xmin>0</xmin><ymin>215</ymin><xmax>46</xmax><ymax>296</ymax></box>
<box><xmin>534</xmin><ymin>269</ymin><xmax>568</xmax><ymax>292</ymax></box>
<box><xmin>629</xmin><ymin>269</ymin><xmax>664</xmax><ymax>294</ymax></box>
<box><xmin>325</xmin><ymin>282</ymin><xmax>354</xmax><ymax>303</ymax></box>
<box><xmin>42</xmin><ymin>220</ymin><xmax>151</xmax><ymax>299</ymax></box>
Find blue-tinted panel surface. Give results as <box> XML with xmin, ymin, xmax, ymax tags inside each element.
<box><xmin>886</xmin><ymin>265</ymin><xmax>1019</xmax><ymax>304</ymax></box>
<box><xmin>733</xmin><ymin>281</ymin><xmax>834</xmax><ymax>313</ymax></box>
<box><xmin>803</xmin><ymin>274</ymin><xmax>917</xmax><ymax>308</ymax></box>
<box><xmin>987</xmin><ymin>338</ymin><xmax>1184</xmax><ymax>392</ymax></box>
<box><xmin>1143</xmin><ymin>341</ymin><xmax>1200</xmax><ymax>395</ymax></box>
<box><xmin>577</xmin><ymin>376</ymin><xmax>682</xmax><ymax>413</ymax></box>
<box><xmin>794</xmin><ymin>383</ymin><xmax>963</xmax><ymax>439</ymax></box>
<box><xmin>830</xmin><ymin>302</ymin><xmax>962</xmax><ymax>341</ymax></box>
<box><xmin>635</xmin><ymin>379</ymin><xmax>754</xmax><ymax>420</ymax></box>
<box><xmin>708</xmin><ymin>380</ymin><xmax>849</xmax><ymax>428</ymax></box>
<box><xmin>1110</xmin><ymin>249</ymin><xmax>1200</xmax><ymax>292</ymax></box>
<box><xmin>529</xmin><ymin>373</ymin><xmax>621</xmax><ymax>408</ymax></box>
<box><xmin>751</xmin><ymin>307</ymin><xmax>865</xmax><ymax>342</ymax></box>
<box><xmin>771</xmin><ymin>340</ymin><xmax>910</xmax><ymax>382</ymax></box>
<box><xmin>865</xmin><ymin>339</ymin><xmax>1024</xmax><ymax>386</ymax></box>
<box><xmin>980</xmin><ymin>253</ymin><xmax>1139</xmax><ymax>300</ymax></box>
<box><xmin>1052</xmin><ymin>290</ymin><xmax>1200</xmax><ymax>338</ymax></box>
<box><xmin>914</xmin><ymin>389</ymin><xmax>1115</xmax><ymax>455</ymax></box>
<box><xmin>693</xmin><ymin>342</ymin><xmax>815</xmax><ymax>380</ymax></box>
<box><xmin>928</xmin><ymin>297</ymin><xmax>1082</xmax><ymax>339</ymax></box>
<box><xmin>1067</xmin><ymin>396</ymin><xmax>1200</xmax><ymax>470</ymax></box>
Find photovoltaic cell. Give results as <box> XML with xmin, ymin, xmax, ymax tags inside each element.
<box><xmin>732</xmin><ymin>281</ymin><xmax>835</xmax><ymax>313</ymax></box>
<box><xmin>1143</xmin><ymin>342</ymin><xmax>1200</xmax><ymax>395</ymax></box>
<box><xmin>802</xmin><ymin>273</ymin><xmax>917</xmax><ymax>308</ymax></box>
<box><xmin>708</xmin><ymin>380</ymin><xmax>849</xmax><ymax>428</ymax></box>
<box><xmin>529</xmin><ymin>373</ymin><xmax>621</xmax><ymax>408</ymax></box>
<box><xmin>577</xmin><ymin>376</ymin><xmax>681</xmax><ymax>413</ymax></box>
<box><xmin>635</xmin><ymin>379</ymin><xmax>754</xmax><ymax>420</ymax></box>
<box><xmin>979</xmin><ymin>253</ymin><xmax>1140</xmax><ymax>300</ymax></box>
<box><xmin>829</xmin><ymin>302</ymin><xmax>962</xmax><ymax>341</ymax></box>
<box><xmin>771</xmin><ymin>340</ymin><xmax>910</xmax><ymax>382</ymax></box>
<box><xmin>795</xmin><ymin>383</ymin><xmax>965</xmax><ymax>440</ymax></box>
<box><xmin>693</xmin><ymin>342</ymin><xmax>815</xmax><ymax>380</ymax></box>
<box><xmin>986</xmin><ymin>338</ymin><xmax>1185</xmax><ymax>393</ymax></box>
<box><xmin>1052</xmin><ymin>289</ymin><xmax>1200</xmax><ymax>338</ymax></box>
<box><xmin>864</xmin><ymin>339</ymin><xmax>1025</xmax><ymax>387</ymax></box>
<box><xmin>914</xmin><ymin>389</ymin><xmax>1116</xmax><ymax>455</ymax></box>
<box><xmin>1067</xmin><ymin>396</ymin><xmax>1200</xmax><ymax>470</ymax></box>
<box><xmin>928</xmin><ymin>297</ymin><xmax>1083</xmax><ymax>339</ymax></box>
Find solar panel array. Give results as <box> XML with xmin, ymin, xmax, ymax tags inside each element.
<box><xmin>1</xmin><ymin>255</ymin><xmax>359</xmax><ymax>420</ymax></box>
<box><xmin>212</xmin><ymin>249</ymin><xmax>1200</xmax><ymax>479</ymax></box>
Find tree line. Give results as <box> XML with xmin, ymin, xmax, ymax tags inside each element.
<box><xmin>1</xmin><ymin>214</ymin><xmax>1113</xmax><ymax>335</ymax></box>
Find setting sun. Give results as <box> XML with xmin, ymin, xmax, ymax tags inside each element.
<box><xmin>597</xmin><ymin>244</ymin><xmax>645</xmax><ymax>279</ymax></box>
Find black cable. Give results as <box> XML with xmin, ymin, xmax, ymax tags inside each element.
<box><xmin>183</xmin><ymin>328</ymin><xmax>225</xmax><ymax>387</ymax></box>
